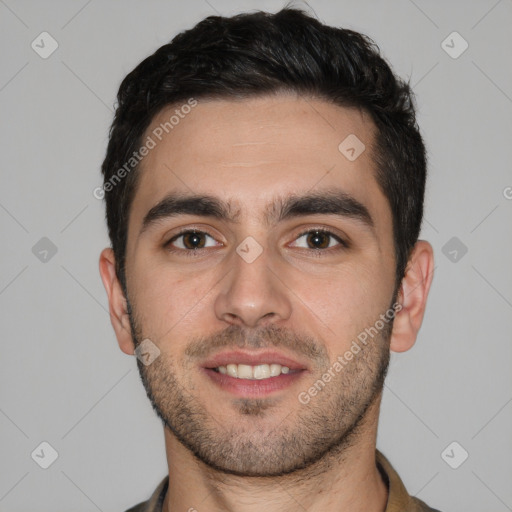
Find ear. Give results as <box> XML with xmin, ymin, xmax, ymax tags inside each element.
<box><xmin>390</xmin><ymin>240</ymin><xmax>435</xmax><ymax>353</ymax></box>
<box><xmin>98</xmin><ymin>248</ymin><xmax>135</xmax><ymax>355</ymax></box>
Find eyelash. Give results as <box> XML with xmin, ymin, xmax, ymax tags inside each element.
<box><xmin>164</xmin><ymin>228</ymin><xmax>349</xmax><ymax>257</ymax></box>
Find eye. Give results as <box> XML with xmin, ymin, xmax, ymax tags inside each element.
<box><xmin>166</xmin><ymin>230</ymin><xmax>220</xmax><ymax>252</ymax></box>
<box><xmin>290</xmin><ymin>229</ymin><xmax>347</xmax><ymax>251</ymax></box>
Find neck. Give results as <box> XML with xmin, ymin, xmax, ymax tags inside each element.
<box><xmin>161</xmin><ymin>398</ymin><xmax>388</xmax><ymax>512</ymax></box>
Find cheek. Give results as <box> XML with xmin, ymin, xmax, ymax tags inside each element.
<box><xmin>131</xmin><ymin>260</ymin><xmax>218</xmax><ymax>339</ymax></box>
<box><xmin>291</xmin><ymin>264</ymin><xmax>390</xmax><ymax>346</ymax></box>
<box><xmin>129</xmin><ymin>261</ymin><xmax>185</xmax><ymax>333</ymax></box>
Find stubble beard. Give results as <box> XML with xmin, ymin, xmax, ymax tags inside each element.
<box><xmin>127</xmin><ymin>299</ymin><xmax>392</xmax><ymax>478</ymax></box>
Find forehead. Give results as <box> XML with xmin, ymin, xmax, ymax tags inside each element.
<box><xmin>128</xmin><ymin>93</ymin><xmax>390</xmax><ymax>238</ymax></box>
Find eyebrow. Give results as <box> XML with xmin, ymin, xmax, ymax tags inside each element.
<box><xmin>139</xmin><ymin>190</ymin><xmax>375</xmax><ymax>237</ymax></box>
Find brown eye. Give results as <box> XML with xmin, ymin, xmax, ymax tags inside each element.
<box><xmin>166</xmin><ymin>230</ymin><xmax>219</xmax><ymax>251</ymax></box>
<box><xmin>306</xmin><ymin>231</ymin><xmax>331</xmax><ymax>249</ymax></box>
<box><xmin>181</xmin><ymin>232</ymin><xmax>206</xmax><ymax>249</ymax></box>
<box><xmin>291</xmin><ymin>229</ymin><xmax>346</xmax><ymax>250</ymax></box>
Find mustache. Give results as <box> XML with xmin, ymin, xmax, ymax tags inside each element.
<box><xmin>126</xmin><ymin>296</ymin><xmax>328</xmax><ymax>368</ymax></box>
<box><xmin>184</xmin><ymin>323</ymin><xmax>328</xmax><ymax>366</ymax></box>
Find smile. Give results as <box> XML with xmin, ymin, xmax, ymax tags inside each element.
<box><xmin>214</xmin><ymin>363</ymin><xmax>291</xmax><ymax>379</ymax></box>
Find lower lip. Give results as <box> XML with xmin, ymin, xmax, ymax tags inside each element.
<box><xmin>202</xmin><ymin>368</ymin><xmax>306</xmax><ymax>398</ymax></box>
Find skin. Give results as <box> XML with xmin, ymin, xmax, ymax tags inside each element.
<box><xmin>99</xmin><ymin>93</ymin><xmax>434</xmax><ymax>512</ymax></box>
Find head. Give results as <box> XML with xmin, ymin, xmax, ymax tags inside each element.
<box><xmin>99</xmin><ymin>8</ymin><xmax>434</xmax><ymax>477</ymax></box>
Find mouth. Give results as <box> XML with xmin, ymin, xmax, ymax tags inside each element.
<box><xmin>200</xmin><ymin>350</ymin><xmax>308</xmax><ymax>398</ymax></box>
<box><xmin>213</xmin><ymin>363</ymin><xmax>293</xmax><ymax>379</ymax></box>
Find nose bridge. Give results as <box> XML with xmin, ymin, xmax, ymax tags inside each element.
<box><xmin>214</xmin><ymin>240</ymin><xmax>291</xmax><ymax>327</ymax></box>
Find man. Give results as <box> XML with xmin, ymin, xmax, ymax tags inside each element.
<box><xmin>98</xmin><ymin>7</ymin><xmax>440</xmax><ymax>512</ymax></box>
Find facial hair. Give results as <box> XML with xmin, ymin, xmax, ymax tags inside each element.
<box><xmin>126</xmin><ymin>297</ymin><xmax>393</xmax><ymax>478</ymax></box>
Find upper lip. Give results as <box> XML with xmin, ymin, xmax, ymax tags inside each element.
<box><xmin>201</xmin><ymin>350</ymin><xmax>309</xmax><ymax>371</ymax></box>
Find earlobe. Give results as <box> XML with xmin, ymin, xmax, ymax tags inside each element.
<box><xmin>389</xmin><ymin>240</ymin><xmax>435</xmax><ymax>353</ymax></box>
<box><xmin>98</xmin><ymin>248</ymin><xmax>135</xmax><ymax>355</ymax></box>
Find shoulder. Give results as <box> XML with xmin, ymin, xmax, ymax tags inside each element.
<box><xmin>122</xmin><ymin>475</ymin><xmax>168</xmax><ymax>512</ymax></box>
<box><xmin>376</xmin><ymin>450</ymin><xmax>443</xmax><ymax>512</ymax></box>
<box><xmin>123</xmin><ymin>502</ymin><xmax>148</xmax><ymax>512</ymax></box>
<box><xmin>411</xmin><ymin>496</ymin><xmax>441</xmax><ymax>512</ymax></box>
<box><xmin>411</xmin><ymin>496</ymin><xmax>444</xmax><ymax>512</ymax></box>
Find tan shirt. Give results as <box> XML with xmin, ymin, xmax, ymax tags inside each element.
<box><xmin>125</xmin><ymin>450</ymin><xmax>442</xmax><ymax>512</ymax></box>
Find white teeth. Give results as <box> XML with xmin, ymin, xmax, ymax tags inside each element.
<box><xmin>226</xmin><ymin>364</ymin><xmax>238</xmax><ymax>378</ymax></box>
<box><xmin>237</xmin><ymin>364</ymin><xmax>253</xmax><ymax>379</ymax></box>
<box><xmin>253</xmin><ymin>364</ymin><xmax>270</xmax><ymax>379</ymax></box>
<box><xmin>269</xmin><ymin>364</ymin><xmax>282</xmax><ymax>377</ymax></box>
<box><xmin>215</xmin><ymin>363</ymin><xmax>291</xmax><ymax>379</ymax></box>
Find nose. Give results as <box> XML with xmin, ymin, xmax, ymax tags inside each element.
<box><xmin>213</xmin><ymin>242</ymin><xmax>292</xmax><ymax>328</ymax></box>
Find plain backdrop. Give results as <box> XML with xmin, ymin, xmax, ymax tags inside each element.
<box><xmin>0</xmin><ymin>0</ymin><xmax>511</xmax><ymax>511</ymax></box>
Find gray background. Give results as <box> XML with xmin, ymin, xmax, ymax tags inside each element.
<box><xmin>1</xmin><ymin>0</ymin><xmax>511</xmax><ymax>510</ymax></box>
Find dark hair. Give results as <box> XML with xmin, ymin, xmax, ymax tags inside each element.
<box><xmin>101</xmin><ymin>7</ymin><xmax>427</xmax><ymax>295</ymax></box>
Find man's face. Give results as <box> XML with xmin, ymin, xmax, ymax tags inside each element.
<box><xmin>123</xmin><ymin>94</ymin><xmax>397</xmax><ymax>476</ymax></box>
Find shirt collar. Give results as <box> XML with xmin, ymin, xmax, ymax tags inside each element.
<box><xmin>146</xmin><ymin>450</ymin><xmax>424</xmax><ymax>512</ymax></box>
